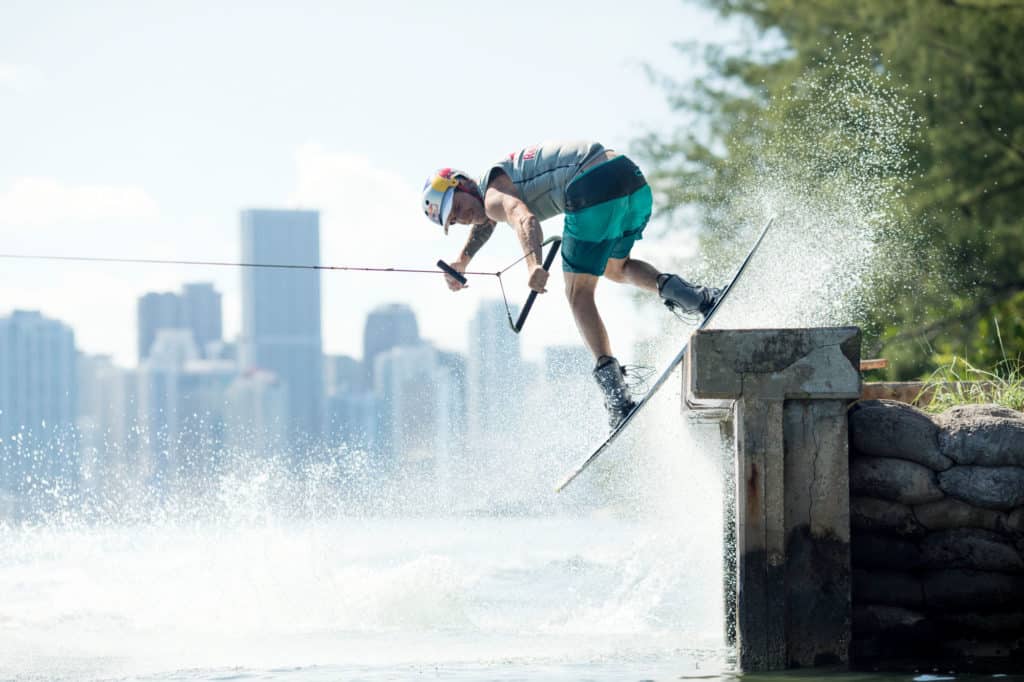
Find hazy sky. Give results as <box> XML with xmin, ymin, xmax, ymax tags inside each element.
<box><xmin>0</xmin><ymin>1</ymin><xmax>742</xmax><ymax>366</ymax></box>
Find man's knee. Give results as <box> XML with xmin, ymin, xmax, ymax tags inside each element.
<box><xmin>604</xmin><ymin>258</ymin><xmax>628</xmax><ymax>283</ymax></box>
<box><xmin>564</xmin><ymin>274</ymin><xmax>598</xmax><ymax>307</ymax></box>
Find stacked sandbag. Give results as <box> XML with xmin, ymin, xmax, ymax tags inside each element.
<box><xmin>848</xmin><ymin>400</ymin><xmax>1024</xmax><ymax>670</ymax></box>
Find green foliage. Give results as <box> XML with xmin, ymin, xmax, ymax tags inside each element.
<box><xmin>917</xmin><ymin>354</ymin><xmax>1024</xmax><ymax>414</ymax></box>
<box><xmin>639</xmin><ymin>0</ymin><xmax>1024</xmax><ymax>378</ymax></box>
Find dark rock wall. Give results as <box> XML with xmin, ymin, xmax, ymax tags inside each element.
<box><xmin>848</xmin><ymin>400</ymin><xmax>1024</xmax><ymax>671</ymax></box>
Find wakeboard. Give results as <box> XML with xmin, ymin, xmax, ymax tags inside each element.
<box><xmin>554</xmin><ymin>217</ymin><xmax>776</xmax><ymax>493</ymax></box>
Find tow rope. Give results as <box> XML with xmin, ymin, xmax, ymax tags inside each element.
<box><xmin>0</xmin><ymin>235</ymin><xmax>562</xmax><ymax>334</ymax></box>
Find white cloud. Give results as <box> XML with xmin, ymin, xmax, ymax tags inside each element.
<box><xmin>288</xmin><ymin>143</ymin><xmax>429</xmax><ymax>257</ymax></box>
<box><xmin>0</xmin><ymin>177</ymin><xmax>160</xmax><ymax>228</ymax></box>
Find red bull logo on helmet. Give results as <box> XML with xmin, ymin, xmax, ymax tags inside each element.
<box><xmin>422</xmin><ymin>167</ymin><xmax>480</xmax><ymax>231</ymax></box>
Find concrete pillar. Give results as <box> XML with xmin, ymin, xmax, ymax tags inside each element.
<box><xmin>686</xmin><ymin>327</ymin><xmax>861</xmax><ymax>671</ymax></box>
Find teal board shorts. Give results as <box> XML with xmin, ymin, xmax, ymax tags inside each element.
<box><xmin>561</xmin><ymin>155</ymin><xmax>653</xmax><ymax>276</ymax></box>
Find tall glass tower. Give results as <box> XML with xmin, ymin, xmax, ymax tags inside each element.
<box><xmin>137</xmin><ymin>283</ymin><xmax>222</xmax><ymax>362</ymax></box>
<box><xmin>363</xmin><ymin>303</ymin><xmax>420</xmax><ymax>388</ymax></box>
<box><xmin>239</xmin><ymin>209</ymin><xmax>324</xmax><ymax>451</ymax></box>
<box><xmin>137</xmin><ymin>291</ymin><xmax>182</xmax><ymax>363</ymax></box>
<box><xmin>181</xmin><ymin>282</ymin><xmax>222</xmax><ymax>357</ymax></box>
<box><xmin>0</xmin><ymin>310</ymin><xmax>78</xmax><ymax>500</ymax></box>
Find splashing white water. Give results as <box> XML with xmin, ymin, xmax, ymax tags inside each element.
<box><xmin>0</xmin><ymin>40</ymin><xmax>923</xmax><ymax>682</ymax></box>
<box><xmin>674</xmin><ymin>37</ymin><xmax>921</xmax><ymax>333</ymax></box>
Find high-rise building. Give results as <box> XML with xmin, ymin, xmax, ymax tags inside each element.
<box><xmin>326</xmin><ymin>390</ymin><xmax>377</xmax><ymax>451</ymax></box>
<box><xmin>177</xmin><ymin>357</ymin><xmax>236</xmax><ymax>463</ymax></box>
<box><xmin>205</xmin><ymin>340</ymin><xmax>237</xmax><ymax>363</ymax></box>
<box><xmin>362</xmin><ymin>303</ymin><xmax>419</xmax><ymax>387</ymax></box>
<box><xmin>324</xmin><ymin>354</ymin><xmax>376</xmax><ymax>453</ymax></box>
<box><xmin>182</xmin><ymin>282</ymin><xmax>223</xmax><ymax>357</ymax></box>
<box><xmin>224</xmin><ymin>369</ymin><xmax>288</xmax><ymax>458</ymax></box>
<box><xmin>466</xmin><ymin>299</ymin><xmax>523</xmax><ymax>446</ymax></box>
<box><xmin>239</xmin><ymin>209</ymin><xmax>324</xmax><ymax>450</ymax></box>
<box><xmin>137</xmin><ymin>330</ymin><xmax>235</xmax><ymax>488</ymax></box>
<box><xmin>373</xmin><ymin>343</ymin><xmax>455</xmax><ymax>478</ymax></box>
<box><xmin>360</xmin><ymin>303</ymin><xmax>420</xmax><ymax>459</ymax></box>
<box><xmin>0</xmin><ymin>310</ymin><xmax>79</xmax><ymax>500</ymax></box>
<box><xmin>136</xmin><ymin>329</ymin><xmax>198</xmax><ymax>487</ymax></box>
<box><xmin>324</xmin><ymin>354</ymin><xmax>362</xmax><ymax>395</ymax></box>
<box><xmin>137</xmin><ymin>283</ymin><xmax>223</xmax><ymax>362</ymax></box>
<box><xmin>137</xmin><ymin>292</ymin><xmax>183</xmax><ymax>363</ymax></box>
<box><xmin>76</xmin><ymin>353</ymin><xmax>139</xmax><ymax>492</ymax></box>
<box><xmin>437</xmin><ymin>349</ymin><xmax>467</xmax><ymax>464</ymax></box>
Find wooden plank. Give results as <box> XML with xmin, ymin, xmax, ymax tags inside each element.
<box><xmin>861</xmin><ymin>381</ymin><xmax>999</xmax><ymax>406</ymax></box>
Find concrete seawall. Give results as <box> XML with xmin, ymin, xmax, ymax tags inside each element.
<box><xmin>684</xmin><ymin>327</ymin><xmax>1024</xmax><ymax>673</ymax></box>
<box><xmin>684</xmin><ymin>327</ymin><xmax>861</xmax><ymax>671</ymax></box>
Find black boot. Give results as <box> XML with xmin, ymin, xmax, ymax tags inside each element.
<box><xmin>593</xmin><ymin>356</ymin><xmax>637</xmax><ymax>430</ymax></box>
<box><xmin>657</xmin><ymin>273</ymin><xmax>722</xmax><ymax>317</ymax></box>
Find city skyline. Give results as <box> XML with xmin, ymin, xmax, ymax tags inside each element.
<box><xmin>4</xmin><ymin>282</ymin><xmax>612</xmax><ymax>372</ymax></box>
<box><xmin>0</xmin><ymin>251</ymin><xmax>592</xmax><ymax>509</ymax></box>
<box><xmin>0</xmin><ymin>204</ymin><xmax>599</xmax><ymax>459</ymax></box>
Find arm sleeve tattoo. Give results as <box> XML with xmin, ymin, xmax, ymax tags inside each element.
<box><xmin>460</xmin><ymin>220</ymin><xmax>496</xmax><ymax>261</ymax></box>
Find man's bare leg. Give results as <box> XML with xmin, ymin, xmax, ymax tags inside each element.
<box><xmin>567</xmin><ymin>269</ymin><xmax>637</xmax><ymax>428</ymax></box>
<box><xmin>605</xmin><ymin>255</ymin><xmax>719</xmax><ymax>314</ymax></box>
<box><xmin>603</xmin><ymin>256</ymin><xmax>658</xmax><ymax>292</ymax></box>
<box><xmin>563</xmin><ymin>271</ymin><xmax>612</xmax><ymax>359</ymax></box>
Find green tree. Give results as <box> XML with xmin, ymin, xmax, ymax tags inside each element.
<box><xmin>638</xmin><ymin>0</ymin><xmax>1024</xmax><ymax>378</ymax></box>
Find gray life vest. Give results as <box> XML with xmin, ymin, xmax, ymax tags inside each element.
<box><xmin>478</xmin><ymin>140</ymin><xmax>606</xmax><ymax>222</ymax></box>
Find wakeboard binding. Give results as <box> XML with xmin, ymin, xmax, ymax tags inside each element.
<box><xmin>657</xmin><ymin>273</ymin><xmax>722</xmax><ymax>320</ymax></box>
<box><xmin>593</xmin><ymin>356</ymin><xmax>637</xmax><ymax>431</ymax></box>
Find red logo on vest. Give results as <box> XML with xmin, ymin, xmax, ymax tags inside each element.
<box><xmin>508</xmin><ymin>145</ymin><xmax>539</xmax><ymax>162</ymax></box>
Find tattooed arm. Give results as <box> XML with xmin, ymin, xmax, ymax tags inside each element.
<box><xmin>444</xmin><ymin>220</ymin><xmax>496</xmax><ymax>292</ymax></box>
<box><xmin>459</xmin><ymin>220</ymin><xmax>496</xmax><ymax>262</ymax></box>
<box><xmin>483</xmin><ymin>172</ymin><xmax>548</xmax><ymax>294</ymax></box>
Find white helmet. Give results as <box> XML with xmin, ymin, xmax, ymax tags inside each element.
<box><xmin>422</xmin><ymin>168</ymin><xmax>461</xmax><ymax>228</ymax></box>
